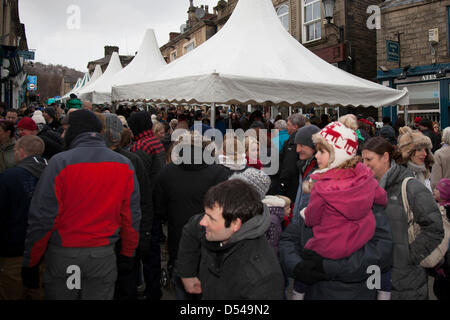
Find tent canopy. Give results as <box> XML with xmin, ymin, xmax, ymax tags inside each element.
<box><xmin>111</xmin><ymin>29</ymin><xmax>167</xmax><ymax>96</ymax></box>
<box><xmin>79</xmin><ymin>52</ymin><xmax>123</xmax><ymax>104</ymax></box>
<box><xmin>112</xmin><ymin>0</ymin><xmax>408</xmax><ymax>108</ymax></box>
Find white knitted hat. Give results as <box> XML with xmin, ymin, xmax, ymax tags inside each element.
<box><xmin>312</xmin><ymin>115</ymin><xmax>359</xmax><ymax>169</ymax></box>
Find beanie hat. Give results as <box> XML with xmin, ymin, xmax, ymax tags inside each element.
<box><xmin>397</xmin><ymin>126</ymin><xmax>434</xmax><ymax>163</ymax></box>
<box><xmin>127</xmin><ymin>111</ymin><xmax>153</xmax><ymax>137</ymax></box>
<box><xmin>103</xmin><ymin>114</ymin><xmax>123</xmax><ymax>148</ymax></box>
<box><xmin>312</xmin><ymin>115</ymin><xmax>359</xmax><ymax>169</ymax></box>
<box><xmin>31</xmin><ymin>114</ymin><xmax>46</xmax><ymax>126</ymax></box>
<box><xmin>436</xmin><ymin>178</ymin><xmax>450</xmax><ymax>206</ymax></box>
<box><xmin>294</xmin><ymin>125</ymin><xmax>320</xmax><ymax>149</ymax></box>
<box><xmin>229</xmin><ymin>167</ymin><xmax>271</xmax><ymax>199</ymax></box>
<box><xmin>64</xmin><ymin>109</ymin><xmax>103</xmax><ymax>148</ymax></box>
<box><xmin>44</xmin><ymin>107</ymin><xmax>56</xmax><ymax>120</ymax></box>
<box><xmin>17</xmin><ymin>117</ymin><xmax>38</xmax><ymax>131</ymax></box>
<box><xmin>414</xmin><ymin>117</ymin><xmax>422</xmax><ymax>124</ymax></box>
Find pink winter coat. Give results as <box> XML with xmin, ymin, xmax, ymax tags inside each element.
<box><xmin>304</xmin><ymin>162</ymin><xmax>387</xmax><ymax>259</ymax></box>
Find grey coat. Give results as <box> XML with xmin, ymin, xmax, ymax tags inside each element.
<box><xmin>0</xmin><ymin>138</ymin><xmax>16</xmax><ymax>174</ymax></box>
<box><xmin>381</xmin><ymin>163</ymin><xmax>444</xmax><ymax>300</ymax></box>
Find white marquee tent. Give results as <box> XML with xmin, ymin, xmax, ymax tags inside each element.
<box><xmin>79</xmin><ymin>52</ymin><xmax>123</xmax><ymax>104</ymax></box>
<box><xmin>112</xmin><ymin>0</ymin><xmax>408</xmax><ymax>113</ymax></box>
<box><xmin>110</xmin><ymin>29</ymin><xmax>167</xmax><ymax>102</ymax></box>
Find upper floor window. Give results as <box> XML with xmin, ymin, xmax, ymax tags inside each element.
<box><xmin>184</xmin><ymin>42</ymin><xmax>195</xmax><ymax>54</ymax></box>
<box><xmin>302</xmin><ymin>0</ymin><xmax>322</xmax><ymax>43</ymax></box>
<box><xmin>171</xmin><ymin>51</ymin><xmax>177</xmax><ymax>62</ymax></box>
<box><xmin>277</xmin><ymin>4</ymin><xmax>289</xmax><ymax>31</ymax></box>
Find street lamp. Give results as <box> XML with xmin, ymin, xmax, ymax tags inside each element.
<box><xmin>323</xmin><ymin>0</ymin><xmax>344</xmax><ymax>42</ymax></box>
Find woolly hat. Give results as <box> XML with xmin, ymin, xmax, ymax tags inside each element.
<box><xmin>64</xmin><ymin>109</ymin><xmax>103</xmax><ymax>148</ymax></box>
<box><xmin>17</xmin><ymin>117</ymin><xmax>38</xmax><ymax>131</ymax></box>
<box><xmin>103</xmin><ymin>113</ymin><xmax>123</xmax><ymax>148</ymax></box>
<box><xmin>294</xmin><ymin>125</ymin><xmax>320</xmax><ymax>149</ymax></box>
<box><xmin>229</xmin><ymin>168</ymin><xmax>271</xmax><ymax>199</ymax></box>
<box><xmin>414</xmin><ymin>117</ymin><xmax>422</xmax><ymax>124</ymax></box>
<box><xmin>436</xmin><ymin>178</ymin><xmax>450</xmax><ymax>206</ymax></box>
<box><xmin>397</xmin><ymin>126</ymin><xmax>433</xmax><ymax>162</ymax></box>
<box><xmin>312</xmin><ymin>115</ymin><xmax>359</xmax><ymax>169</ymax></box>
<box><xmin>31</xmin><ymin>114</ymin><xmax>46</xmax><ymax>126</ymax></box>
<box><xmin>127</xmin><ymin>111</ymin><xmax>153</xmax><ymax>137</ymax></box>
<box><xmin>44</xmin><ymin>107</ymin><xmax>56</xmax><ymax>120</ymax></box>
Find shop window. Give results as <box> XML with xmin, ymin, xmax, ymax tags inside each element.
<box><xmin>397</xmin><ymin>82</ymin><xmax>441</xmax><ymax>123</ymax></box>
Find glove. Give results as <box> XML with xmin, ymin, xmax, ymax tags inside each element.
<box><xmin>117</xmin><ymin>254</ymin><xmax>135</xmax><ymax>275</ymax></box>
<box><xmin>293</xmin><ymin>260</ymin><xmax>329</xmax><ymax>285</ymax></box>
<box><xmin>301</xmin><ymin>249</ymin><xmax>325</xmax><ymax>273</ymax></box>
<box><xmin>139</xmin><ymin>232</ymin><xmax>152</xmax><ymax>260</ymax></box>
<box><xmin>21</xmin><ymin>266</ymin><xmax>40</xmax><ymax>289</ymax></box>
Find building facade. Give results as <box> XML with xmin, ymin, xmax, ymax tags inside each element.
<box><xmin>87</xmin><ymin>46</ymin><xmax>134</xmax><ymax>75</ymax></box>
<box><xmin>1</xmin><ymin>0</ymin><xmax>29</xmax><ymax>109</ymax></box>
<box><xmin>161</xmin><ymin>0</ymin><xmax>383</xmax><ymax>119</ymax></box>
<box><xmin>377</xmin><ymin>0</ymin><xmax>450</xmax><ymax>128</ymax></box>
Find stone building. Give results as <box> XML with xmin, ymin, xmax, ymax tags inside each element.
<box><xmin>377</xmin><ymin>0</ymin><xmax>450</xmax><ymax>128</ymax></box>
<box><xmin>1</xmin><ymin>0</ymin><xmax>29</xmax><ymax>109</ymax></box>
<box><xmin>87</xmin><ymin>46</ymin><xmax>134</xmax><ymax>75</ymax></box>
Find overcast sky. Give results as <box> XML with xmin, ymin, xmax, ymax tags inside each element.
<box><xmin>19</xmin><ymin>0</ymin><xmax>220</xmax><ymax>72</ymax></box>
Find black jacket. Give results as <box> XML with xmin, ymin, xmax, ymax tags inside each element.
<box><xmin>115</xmin><ymin>147</ymin><xmax>154</xmax><ymax>255</ymax></box>
<box><xmin>421</xmin><ymin>129</ymin><xmax>440</xmax><ymax>153</ymax></box>
<box><xmin>175</xmin><ymin>207</ymin><xmax>285</xmax><ymax>300</ymax></box>
<box><xmin>37</xmin><ymin>125</ymin><xmax>64</xmax><ymax>160</ymax></box>
<box><xmin>279</xmin><ymin>203</ymin><xmax>393</xmax><ymax>300</ymax></box>
<box><xmin>278</xmin><ymin>133</ymin><xmax>299</xmax><ymax>203</ymax></box>
<box><xmin>154</xmin><ymin>161</ymin><xmax>229</xmax><ymax>265</ymax></box>
<box><xmin>0</xmin><ymin>155</ymin><xmax>48</xmax><ymax>257</ymax></box>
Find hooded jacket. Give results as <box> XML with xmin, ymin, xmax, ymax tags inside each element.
<box><xmin>303</xmin><ymin>163</ymin><xmax>387</xmax><ymax>259</ymax></box>
<box><xmin>380</xmin><ymin>163</ymin><xmax>444</xmax><ymax>299</ymax></box>
<box><xmin>0</xmin><ymin>155</ymin><xmax>48</xmax><ymax>257</ymax></box>
<box><xmin>174</xmin><ymin>206</ymin><xmax>284</xmax><ymax>300</ymax></box>
<box><xmin>23</xmin><ymin>132</ymin><xmax>141</xmax><ymax>267</ymax></box>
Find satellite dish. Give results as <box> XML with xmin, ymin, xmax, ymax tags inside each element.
<box><xmin>195</xmin><ymin>7</ymin><xmax>205</xmax><ymax>19</ymax></box>
<box><xmin>180</xmin><ymin>23</ymin><xmax>187</xmax><ymax>33</ymax></box>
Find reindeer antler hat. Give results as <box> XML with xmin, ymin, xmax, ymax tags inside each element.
<box><xmin>312</xmin><ymin>115</ymin><xmax>359</xmax><ymax>169</ymax></box>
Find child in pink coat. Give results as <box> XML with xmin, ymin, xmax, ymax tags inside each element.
<box><xmin>294</xmin><ymin>116</ymin><xmax>390</xmax><ymax>300</ymax></box>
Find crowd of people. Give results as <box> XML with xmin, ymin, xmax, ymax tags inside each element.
<box><xmin>0</xmin><ymin>95</ymin><xmax>449</xmax><ymax>300</ymax></box>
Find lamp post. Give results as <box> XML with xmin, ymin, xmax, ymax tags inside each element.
<box><xmin>323</xmin><ymin>0</ymin><xmax>344</xmax><ymax>42</ymax></box>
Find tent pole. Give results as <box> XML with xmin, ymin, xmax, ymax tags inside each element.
<box><xmin>403</xmin><ymin>105</ymin><xmax>408</xmax><ymax>126</ymax></box>
<box><xmin>211</xmin><ymin>102</ymin><xmax>216</xmax><ymax>128</ymax></box>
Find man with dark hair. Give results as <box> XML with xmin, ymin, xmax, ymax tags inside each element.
<box><xmin>419</xmin><ymin>118</ymin><xmax>440</xmax><ymax>153</ymax></box>
<box><xmin>43</xmin><ymin>107</ymin><xmax>60</xmax><ymax>132</ymax></box>
<box><xmin>65</xmin><ymin>94</ymin><xmax>82</xmax><ymax>110</ymax></box>
<box><xmin>5</xmin><ymin>109</ymin><xmax>19</xmax><ymax>124</ymax></box>
<box><xmin>271</xmin><ymin>113</ymin><xmax>307</xmax><ymax>202</ymax></box>
<box><xmin>22</xmin><ymin>109</ymin><xmax>141</xmax><ymax>300</ymax></box>
<box><xmin>174</xmin><ymin>179</ymin><xmax>284</xmax><ymax>300</ymax></box>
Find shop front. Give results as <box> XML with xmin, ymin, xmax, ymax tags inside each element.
<box><xmin>378</xmin><ymin>63</ymin><xmax>450</xmax><ymax>129</ymax></box>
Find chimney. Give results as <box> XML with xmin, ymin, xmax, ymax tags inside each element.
<box><xmin>104</xmin><ymin>46</ymin><xmax>119</xmax><ymax>57</ymax></box>
<box><xmin>170</xmin><ymin>32</ymin><xmax>180</xmax><ymax>41</ymax></box>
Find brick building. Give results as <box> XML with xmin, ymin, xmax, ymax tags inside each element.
<box><xmin>377</xmin><ymin>0</ymin><xmax>450</xmax><ymax>128</ymax></box>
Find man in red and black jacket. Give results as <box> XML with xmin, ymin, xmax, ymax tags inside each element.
<box><xmin>22</xmin><ymin>109</ymin><xmax>141</xmax><ymax>300</ymax></box>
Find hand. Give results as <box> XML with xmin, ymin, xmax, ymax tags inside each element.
<box><xmin>301</xmin><ymin>249</ymin><xmax>325</xmax><ymax>273</ymax></box>
<box><xmin>117</xmin><ymin>254</ymin><xmax>135</xmax><ymax>275</ymax></box>
<box><xmin>181</xmin><ymin>277</ymin><xmax>202</xmax><ymax>294</ymax></box>
<box><xmin>293</xmin><ymin>260</ymin><xmax>328</xmax><ymax>285</ymax></box>
<box><xmin>21</xmin><ymin>266</ymin><xmax>40</xmax><ymax>289</ymax></box>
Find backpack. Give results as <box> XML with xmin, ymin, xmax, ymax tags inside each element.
<box><xmin>401</xmin><ymin>177</ymin><xmax>450</xmax><ymax>268</ymax></box>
